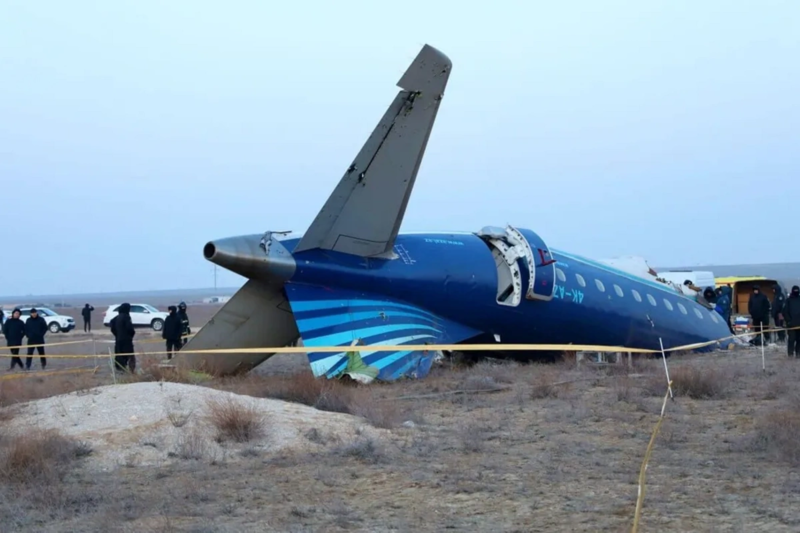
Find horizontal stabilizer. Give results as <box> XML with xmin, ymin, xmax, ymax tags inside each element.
<box><xmin>179</xmin><ymin>280</ymin><xmax>299</xmax><ymax>375</ymax></box>
<box><xmin>284</xmin><ymin>283</ymin><xmax>481</xmax><ymax>382</ymax></box>
<box><xmin>293</xmin><ymin>44</ymin><xmax>452</xmax><ymax>258</ymax></box>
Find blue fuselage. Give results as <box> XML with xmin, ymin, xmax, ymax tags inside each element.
<box><xmin>283</xmin><ymin>231</ymin><xmax>731</xmax><ymax>353</ymax></box>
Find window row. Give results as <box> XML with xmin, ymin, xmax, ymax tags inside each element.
<box><xmin>556</xmin><ymin>268</ymin><xmax>719</xmax><ymax>324</ymax></box>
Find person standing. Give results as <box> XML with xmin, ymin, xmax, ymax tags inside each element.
<box><xmin>748</xmin><ymin>285</ymin><xmax>771</xmax><ymax>346</ymax></box>
<box><xmin>2</xmin><ymin>308</ymin><xmax>26</xmax><ymax>371</ymax></box>
<box><xmin>714</xmin><ymin>288</ymin><xmax>734</xmax><ymax>335</ymax></box>
<box><xmin>24</xmin><ymin>308</ymin><xmax>48</xmax><ymax>370</ymax></box>
<box><xmin>771</xmin><ymin>285</ymin><xmax>786</xmax><ymax>343</ymax></box>
<box><xmin>110</xmin><ymin>303</ymin><xmax>136</xmax><ymax>372</ymax></box>
<box><xmin>81</xmin><ymin>303</ymin><xmax>95</xmax><ymax>333</ymax></box>
<box><xmin>783</xmin><ymin>285</ymin><xmax>800</xmax><ymax>357</ymax></box>
<box><xmin>177</xmin><ymin>301</ymin><xmax>190</xmax><ymax>347</ymax></box>
<box><xmin>162</xmin><ymin>305</ymin><xmax>182</xmax><ymax>360</ymax></box>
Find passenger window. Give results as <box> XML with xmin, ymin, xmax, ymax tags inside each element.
<box><xmin>575</xmin><ymin>274</ymin><xmax>586</xmax><ymax>287</ymax></box>
<box><xmin>130</xmin><ymin>305</ymin><xmax>146</xmax><ymax>313</ymax></box>
<box><xmin>677</xmin><ymin>303</ymin><xmax>688</xmax><ymax>315</ymax></box>
<box><xmin>614</xmin><ymin>284</ymin><xmax>624</xmax><ymax>297</ymax></box>
<box><xmin>595</xmin><ymin>279</ymin><xmax>605</xmax><ymax>292</ymax></box>
<box><xmin>647</xmin><ymin>294</ymin><xmax>657</xmax><ymax>306</ymax></box>
<box><xmin>663</xmin><ymin>299</ymin><xmax>674</xmax><ymax>311</ymax></box>
<box><xmin>556</xmin><ymin>268</ymin><xmax>566</xmax><ymax>282</ymax></box>
<box><xmin>631</xmin><ymin>290</ymin><xmax>642</xmax><ymax>302</ymax></box>
<box><xmin>694</xmin><ymin>308</ymin><xmax>704</xmax><ymax>319</ymax></box>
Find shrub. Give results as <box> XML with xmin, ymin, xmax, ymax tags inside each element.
<box><xmin>749</xmin><ymin>408</ymin><xmax>800</xmax><ymax>465</ymax></box>
<box><xmin>0</xmin><ymin>428</ymin><xmax>92</xmax><ymax>485</ymax></box>
<box><xmin>669</xmin><ymin>366</ymin><xmax>729</xmax><ymax>399</ymax></box>
<box><xmin>205</xmin><ymin>395</ymin><xmax>265</xmax><ymax>443</ymax></box>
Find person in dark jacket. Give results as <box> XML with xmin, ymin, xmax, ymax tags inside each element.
<box><xmin>162</xmin><ymin>305</ymin><xmax>182</xmax><ymax>359</ymax></box>
<box><xmin>771</xmin><ymin>284</ymin><xmax>786</xmax><ymax>343</ymax></box>
<box><xmin>110</xmin><ymin>303</ymin><xmax>136</xmax><ymax>372</ymax></box>
<box><xmin>25</xmin><ymin>308</ymin><xmax>48</xmax><ymax>370</ymax></box>
<box><xmin>3</xmin><ymin>308</ymin><xmax>26</xmax><ymax>371</ymax></box>
<box><xmin>81</xmin><ymin>304</ymin><xmax>95</xmax><ymax>333</ymax></box>
<box><xmin>748</xmin><ymin>285</ymin><xmax>771</xmax><ymax>346</ymax></box>
<box><xmin>783</xmin><ymin>285</ymin><xmax>800</xmax><ymax>357</ymax></box>
<box><xmin>177</xmin><ymin>301</ymin><xmax>190</xmax><ymax>347</ymax></box>
<box><xmin>714</xmin><ymin>287</ymin><xmax>734</xmax><ymax>335</ymax></box>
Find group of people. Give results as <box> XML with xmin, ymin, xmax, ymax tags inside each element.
<box><xmin>1</xmin><ymin>308</ymin><xmax>50</xmax><ymax>371</ymax></box>
<box><xmin>109</xmin><ymin>301</ymin><xmax>190</xmax><ymax>373</ymax></box>
<box><xmin>701</xmin><ymin>283</ymin><xmax>800</xmax><ymax>357</ymax></box>
<box><xmin>749</xmin><ymin>284</ymin><xmax>800</xmax><ymax>357</ymax></box>
<box><xmin>2</xmin><ymin>302</ymin><xmax>191</xmax><ymax>373</ymax></box>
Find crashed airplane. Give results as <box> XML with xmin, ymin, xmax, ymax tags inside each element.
<box><xmin>182</xmin><ymin>44</ymin><xmax>733</xmax><ymax>381</ymax></box>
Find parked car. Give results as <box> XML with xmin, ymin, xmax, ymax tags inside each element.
<box><xmin>14</xmin><ymin>307</ymin><xmax>76</xmax><ymax>333</ymax></box>
<box><xmin>103</xmin><ymin>303</ymin><xmax>169</xmax><ymax>331</ymax></box>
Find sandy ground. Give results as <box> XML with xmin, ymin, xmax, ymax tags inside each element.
<box><xmin>2</xmin><ymin>342</ymin><xmax>800</xmax><ymax>532</ymax></box>
<box><xmin>4</xmin><ymin>382</ymin><xmax>384</xmax><ymax>472</ymax></box>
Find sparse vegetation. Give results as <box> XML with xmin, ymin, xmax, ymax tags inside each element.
<box><xmin>124</xmin><ymin>356</ymin><xmax>198</xmax><ymax>384</ymax></box>
<box><xmin>205</xmin><ymin>395</ymin><xmax>265</xmax><ymax>443</ymax></box>
<box><xmin>613</xmin><ymin>374</ymin><xmax>636</xmax><ymax>401</ymax></box>
<box><xmin>664</xmin><ymin>365</ymin><xmax>730</xmax><ymax>399</ymax></box>
<box><xmin>213</xmin><ymin>371</ymin><xmax>407</xmax><ymax>429</ymax></box>
<box><xmin>529</xmin><ymin>365</ymin><xmax>572</xmax><ymax>399</ymax></box>
<box><xmin>748</xmin><ymin>394</ymin><xmax>800</xmax><ymax>465</ymax></box>
<box><xmin>166</xmin><ymin>408</ymin><xmax>193</xmax><ymax>428</ymax></box>
<box><xmin>3</xmin><ymin>340</ymin><xmax>800</xmax><ymax>531</ymax></box>
<box><xmin>0</xmin><ymin>428</ymin><xmax>91</xmax><ymax>485</ymax></box>
<box><xmin>332</xmin><ymin>437</ymin><xmax>386</xmax><ymax>464</ymax></box>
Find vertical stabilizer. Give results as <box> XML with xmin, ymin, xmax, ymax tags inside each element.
<box><xmin>293</xmin><ymin>44</ymin><xmax>452</xmax><ymax>258</ymax></box>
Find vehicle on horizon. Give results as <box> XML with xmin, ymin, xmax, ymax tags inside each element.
<box><xmin>103</xmin><ymin>303</ymin><xmax>169</xmax><ymax>331</ymax></box>
<box><xmin>177</xmin><ymin>44</ymin><xmax>734</xmax><ymax>383</ymax></box>
<box><xmin>12</xmin><ymin>307</ymin><xmax>76</xmax><ymax>333</ymax></box>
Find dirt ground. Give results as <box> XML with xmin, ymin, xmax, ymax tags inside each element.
<box><xmin>2</xmin><ymin>338</ymin><xmax>800</xmax><ymax>532</ymax></box>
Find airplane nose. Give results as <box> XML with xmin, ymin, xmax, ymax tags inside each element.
<box><xmin>203</xmin><ymin>234</ymin><xmax>295</xmax><ymax>282</ymax></box>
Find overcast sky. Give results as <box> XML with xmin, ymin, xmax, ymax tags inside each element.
<box><xmin>2</xmin><ymin>0</ymin><xmax>798</xmax><ymax>297</ymax></box>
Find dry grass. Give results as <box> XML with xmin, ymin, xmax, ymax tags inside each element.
<box><xmin>4</xmin><ymin>346</ymin><xmax>800</xmax><ymax>531</ymax></box>
<box><xmin>529</xmin><ymin>364</ymin><xmax>574</xmax><ymax>399</ymax></box>
<box><xmin>205</xmin><ymin>395</ymin><xmax>265</xmax><ymax>443</ymax></box>
<box><xmin>0</xmin><ymin>428</ymin><xmax>92</xmax><ymax>484</ymax></box>
<box><xmin>171</xmin><ymin>428</ymin><xmax>211</xmax><ymax>461</ymax></box>
<box><xmin>668</xmin><ymin>366</ymin><xmax>731</xmax><ymax>399</ymax></box>
<box><xmin>747</xmin><ymin>393</ymin><xmax>800</xmax><ymax>465</ymax></box>
<box><xmin>122</xmin><ymin>355</ymin><xmax>197</xmax><ymax>384</ymax></box>
<box><xmin>0</xmin><ymin>372</ymin><xmax>101</xmax><ymax>408</ymax></box>
<box><xmin>750</xmin><ymin>409</ymin><xmax>800</xmax><ymax>464</ymax></box>
<box><xmin>212</xmin><ymin>371</ymin><xmax>407</xmax><ymax>429</ymax></box>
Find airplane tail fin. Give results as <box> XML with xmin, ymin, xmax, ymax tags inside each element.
<box><xmin>292</xmin><ymin>44</ymin><xmax>452</xmax><ymax>258</ymax></box>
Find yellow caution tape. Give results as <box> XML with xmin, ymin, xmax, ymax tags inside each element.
<box><xmin>632</xmin><ymin>381</ymin><xmax>672</xmax><ymax>533</ymax></box>
<box><xmin>0</xmin><ymin>327</ymin><xmax>795</xmax><ymax>360</ymax></box>
<box><xmin>0</xmin><ymin>339</ymin><xmax>92</xmax><ymax>350</ymax></box>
